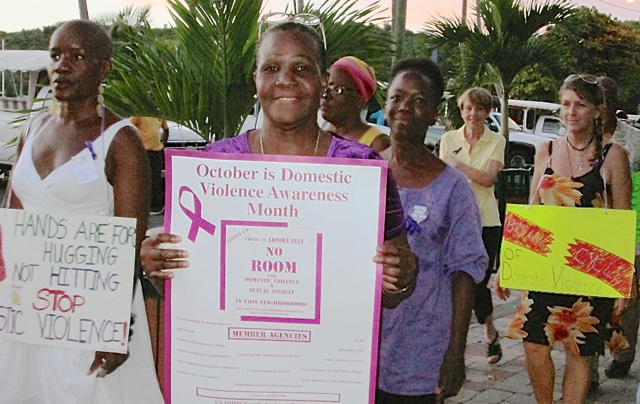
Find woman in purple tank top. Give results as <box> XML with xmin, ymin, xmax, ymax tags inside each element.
<box><xmin>140</xmin><ymin>22</ymin><xmax>416</xmax><ymax>304</ymax></box>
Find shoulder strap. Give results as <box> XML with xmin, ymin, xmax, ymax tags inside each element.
<box><xmin>602</xmin><ymin>142</ymin><xmax>613</xmax><ymax>159</ymax></box>
<box><xmin>22</xmin><ymin>111</ymin><xmax>50</xmax><ymax>143</ymax></box>
<box><xmin>92</xmin><ymin>119</ymin><xmax>136</xmax><ymax>162</ymax></box>
<box><xmin>358</xmin><ymin>126</ymin><xmax>383</xmax><ymax>146</ymax></box>
<box><xmin>102</xmin><ymin>119</ymin><xmax>135</xmax><ymax>145</ymax></box>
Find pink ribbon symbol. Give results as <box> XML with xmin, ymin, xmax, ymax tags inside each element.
<box><xmin>179</xmin><ymin>186</ymin><xmax>216</xmax><ymax>242</ymax></box>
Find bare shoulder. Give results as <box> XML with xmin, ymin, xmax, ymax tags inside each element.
<box><xmin>605</xmin><ymin>142</ymin><xmax>630</xmax><ymax>168</ymax></box>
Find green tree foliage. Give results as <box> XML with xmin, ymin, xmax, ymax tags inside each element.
<box><xmin>0</xmin><ymin>26</ymin><xmax>59</xmax><ymax>50</ymax></box>
<box><xmin>543</xmin><ymin>6</ymin><xmax>640</xmax><ymax>113</ymax></box>
<box><xmin>104</xmin><ymin>0</ymin><xmax>393</xmax><ymax>141</ymax></box>
<box><xmin>105</xmin><ymin>0</ymin><xmax>261</xmax><ymax>141</ymax></box>
<box><xmin>425</xmin><ymin>0</ymin><xmax>574</xmax><ymax>141</ymax></box>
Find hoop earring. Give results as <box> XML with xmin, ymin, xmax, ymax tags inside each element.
<box><xmin>97</xmin><ymin>84</ymin><xmax>105</xmax><ymax>118</ymax></box>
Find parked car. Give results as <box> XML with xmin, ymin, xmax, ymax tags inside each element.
<box><xmin>487</xmin><ymin>112</ymin><xmax>564</xmax><ymax>167</ymax></box>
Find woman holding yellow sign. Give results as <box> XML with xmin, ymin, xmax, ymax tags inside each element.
<box><xmin>498</xmin><ymin>75</ymin><xmax>631</xmax><ymax>404</ymax></box>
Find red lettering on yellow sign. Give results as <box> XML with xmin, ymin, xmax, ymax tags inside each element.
<box><xmin>503</xmin><ymin>212</ymin><xmax>554</xmax><ymax>256</ymax></box>
<box><xmin>565</xmin><ymin>240</ymin><xmax>633</xmax><ymax>297</ymax></box>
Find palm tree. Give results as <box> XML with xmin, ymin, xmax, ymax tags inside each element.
<box><xmin>426</xmin><ymin>0</ymin><xmax>574</xmax><ymax>143</ymax></box>
<box><xmin>105</xmin><ymin>0</ymin><xmax>393</xmax><ymax>141</ymax></box>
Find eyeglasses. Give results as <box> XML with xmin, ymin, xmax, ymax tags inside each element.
<box><xmin>322</xmin><ymin>85</ymin><xmax>358</xmax><ymax>98</ymax></box>
<box><xmin>259</xmin><ymin>12</ymin><xmax>327</xmax><ymax>50</ymax></box>
<box><xmin>564</xmin><ymin>74</ymin><xmax>598</xmax><ymax>85</ymax></box>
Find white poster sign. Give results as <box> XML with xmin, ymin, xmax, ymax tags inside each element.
<box><xmin>165</xmin><ymin>150</ymin><xmax>388</xmax><ymax>404</ymax></box>
<box><xmin>0</xmin><ymin>209</ymin><xmax>136</xmax><ymax>353</ymax></box>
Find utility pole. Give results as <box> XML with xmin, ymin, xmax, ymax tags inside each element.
<box><xmin>391</xmin><ymin>0</ymin><xmax>407</xmax><ymax>67</ymax></box>
<box><xmin>78</xmin><ymin>0</ymin><xmax>89</xmax><ymax>20</ymax></box>
<box><xmin>462</xmin><ymin>0</ymin><xmax>467</xmax><ymax>24</ymax></box>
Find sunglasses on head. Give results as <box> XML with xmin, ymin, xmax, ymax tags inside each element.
<box><xmin>259</xmin><ymin>12</ymin><xmax>327</xmax><ymax>50</ymax></box>
<box><xmin>564</xmin><ymin>74</ymin><xmax>598</xmax><ymax>85</ymax></box>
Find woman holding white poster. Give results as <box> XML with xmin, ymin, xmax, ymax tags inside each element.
<box><xmin>0</xmin><ymin>20</ymin><xmax>163</xmax><ymax>404</ymax></box>
<box><xmin>142</xmin><ymin>21</ymin><xmax>417</xmax><ymax>302</ymax></box>
<box><xmin>376</xmin><ymin>58</ymin><xmax>487</xmax><ymax>404</ymax></box>
<box><xmin>497</xmin><ymin>74</ymin><xmax>632</xmax><ymax>404</ymax></box>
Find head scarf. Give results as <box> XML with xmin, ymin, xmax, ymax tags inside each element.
<box><xmin>330</xmin><ymin>56</ymin><xmax>377</xmax><ymax>103</ymax></box>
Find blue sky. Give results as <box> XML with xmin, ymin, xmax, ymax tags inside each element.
<box><xmin>1</xmin><ymin>0</ymin><xmax>638</xmax><ymax>34</ymax></box>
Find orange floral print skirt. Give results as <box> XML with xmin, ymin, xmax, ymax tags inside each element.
<box><xmin>506</xmin><ymin>291</ymin><xmax>619</xmax><ymax>356</ymax></box>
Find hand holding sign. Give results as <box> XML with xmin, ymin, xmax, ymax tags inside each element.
<box><xmin>141</xmin><ymin>234</ymin><xmax>189</xmax><ymax>280</ymax></box>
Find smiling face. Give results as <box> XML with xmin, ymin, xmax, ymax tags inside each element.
<box><xmin>384</xmin><ymin>70</ymin><xmax>438</xmax><ymax>140</ymax></box>
<box><xmin>320</xmin><ymin>67</ymin><xmax>362</xmax><ymax>126</ymax></box>
<box><xmin>461</xmin><ymin>101</ymin><xmax>490</xmax><ymax>131</ymax></box>
<box><xmin>48</xmin><ymin>22</ymin><xmax>111</xmax><ymax>103</ymax></box>
<box><xmin>254</xmin><ymin>29</ymin><xmax>325</xmax><ymax>129</ymax></box>
<box><xmin>560</xmin><ymin>89</ymin><xmax>600</xmax><ymax>136</ymax></box>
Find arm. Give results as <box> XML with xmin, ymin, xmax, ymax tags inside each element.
<box><xmin>604</xmin><ymin>144</ymin><xmax>633</xmax><ymax>321</ymax></box>
<box><xmin>527</xmin><ymin>141</ymin><xmax>551</xmax><ymax>205</ymax></box>
<box><xmin>445</xmin><ymin>158</ymin><xmax>502</xmax><ymax>188</ymax></box>
<box><xmin>606</xmin><ymin>143</ymin><xmax>632</xmax><ymax>210</ymax></box>
<box><xmin>89</xmin><ymin>123</ymin><xmax>151</xmax><ymax>377</ymax></box>
<box><xmin>438</xmin><ymin>271</ymin><xmax>475</xmax><ymax>401</ymax></box>
<box><xmin>443</xmin><ymin>133</ymin><xmax>505</xmax><ymax>188</ymax></box>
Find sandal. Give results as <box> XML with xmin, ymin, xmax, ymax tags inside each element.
<box><xmin>487</xmin><ymin>334</ymin><xmax>502</xmax><ymax>364</ymax></box>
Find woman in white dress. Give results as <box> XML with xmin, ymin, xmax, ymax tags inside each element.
<box><xmin>0</xmin><ymin>20</ymin><xmax>164</xmax><ymax>404</ymax></box>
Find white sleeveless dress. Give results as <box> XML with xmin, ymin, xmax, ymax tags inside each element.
<box><xmin>0</xmin><ymin>115</ymin><xmax>164</xmax><ymax>404</ymax></box>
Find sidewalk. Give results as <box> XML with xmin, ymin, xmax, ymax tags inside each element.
<box><xmin>452</xmin><ymin>275</ymin><xmax>639</xmax><ymax>403</ymax></box>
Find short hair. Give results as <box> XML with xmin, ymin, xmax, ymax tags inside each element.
<box><xmin>256</xmin><ymin>22</ymin><xmax>326</xmax><ymax>74</ymax></box>
<box><xmin>54</xmin><ymin>20</ymin><xmax>112</xmax><ymax>61</ymax></box>
<box><xmin>458</xmin><ymin>87</ymin><xmax>493</xmax><ymax>111</ymax></box>
<box><xmin>389</xmin><ymin>58</ymin><xmax>445</xmax><ymax>106</ymax></box>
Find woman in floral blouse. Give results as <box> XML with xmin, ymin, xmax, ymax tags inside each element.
<box><xmin>497</xmin><ymin>74</ymin><xmax>631</xmax><ymax>404</ymax></box>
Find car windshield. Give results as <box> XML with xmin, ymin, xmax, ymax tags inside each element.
<box><xmin>492</xmin><ymin>113</ymin><xmax>521</xmax><ymax>131</ymax></box>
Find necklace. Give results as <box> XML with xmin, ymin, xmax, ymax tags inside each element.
<box><xmin>259</xmin><ymin>130</ymin><xmax>321</xmax><ymax>156</ymax></box>
<box><xmin>565</xmin><ymin>138</ymin><xmax>592</xmax><ymax>178</ymax></box>
<box><xmin>566</xmin><ymin>135</ymin><xmax>594</xmax><ymax>152</ymax></box>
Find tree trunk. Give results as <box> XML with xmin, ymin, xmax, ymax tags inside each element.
<box><xmin>296</xmin><ymin>0</ymin><xmax>304</xmax><ymax>12</ymax></box>
<box><xmin>462</xmin><ymin>0</ymin><xmax>467</xmax><ymax>24</ymax></box>
<box><xmin>501</xmin><ymin>90</ymin><xmax>510</xmax><ymax>162</ymax></box>
<box><xmin>391</xmin><ymin>0</ymin><xmax>407</xmax><ymax>67</ymax></box>
<box><xmin>78</xmin><ymin>0</ymin><xmax>89</xmax><ymax>19</ymax></box>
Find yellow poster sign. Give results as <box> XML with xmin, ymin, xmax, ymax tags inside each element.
<box><xmin>499</xmin><ymin>204</ymin><xmax>636</xmax><ymax>298</ymax></box>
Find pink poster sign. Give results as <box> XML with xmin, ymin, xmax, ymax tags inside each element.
<box><xmin>163</xmin><ymin>150</ymin><xmax>387</xmax><ymax>403</ymax></box>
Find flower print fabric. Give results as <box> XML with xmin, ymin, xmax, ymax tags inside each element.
<box><xmin>506</xmin><ymin>142</ymin><xmax>622</xmax><ymax>356</ymax></box>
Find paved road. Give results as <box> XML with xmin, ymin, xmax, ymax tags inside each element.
<box><xmin>455</xmin><ymin>279</ymin><xmax>639</xmax><ymax>403</ymax></box>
